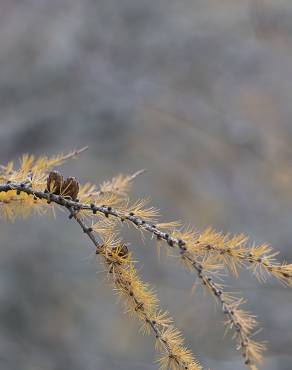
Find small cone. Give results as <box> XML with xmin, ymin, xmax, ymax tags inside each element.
<box><xmin>46</xmin><ymin>171</ymin><xmax>63</xmax><ymax>194</ymax></box>
<box><xmin>61</xmin><ymin>177</ymin><xmax>79</xmax><ymax>200</ymax></box>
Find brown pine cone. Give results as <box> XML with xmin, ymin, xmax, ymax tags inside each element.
<box><xmin>46</xmin><ymin>171</ymin><xmax>63</xmax><ymax>194</ymax></box>
<box><xmin>61</xmin><ymin>177</ymin><xmax>79</xmax><ymax>200</ymax></box>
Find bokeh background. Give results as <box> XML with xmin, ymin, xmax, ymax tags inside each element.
<box><xmin>1</xmin><ymin>1</ymin><xmax>292</xmax><ymax>369</ymax></box>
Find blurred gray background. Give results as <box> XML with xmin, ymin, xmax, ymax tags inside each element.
<box><xmin>1</xmin><ymin>1</ymin><xmax>292</xmax><ymax>369</ymax></box>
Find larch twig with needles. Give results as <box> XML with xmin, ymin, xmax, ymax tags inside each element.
<box><xmin>0</xmin><ymin>180</ymin><xmax>272</xmax><ymax>368</ymax></box>
<box><xmin>1</xmin><ymin>149</ymin><xmax>292</xmax><ymax>370</ymax></box>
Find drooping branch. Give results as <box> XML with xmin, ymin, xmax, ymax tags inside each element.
<box><xmin>65</xmin><ymin>211</ymin><xmax>203</xmax><ymax>370</ymax></box>
<box><xmin>0</xmin><ymin>181</ymin><xmax>265</xmax><ymax>368</ymax></box>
